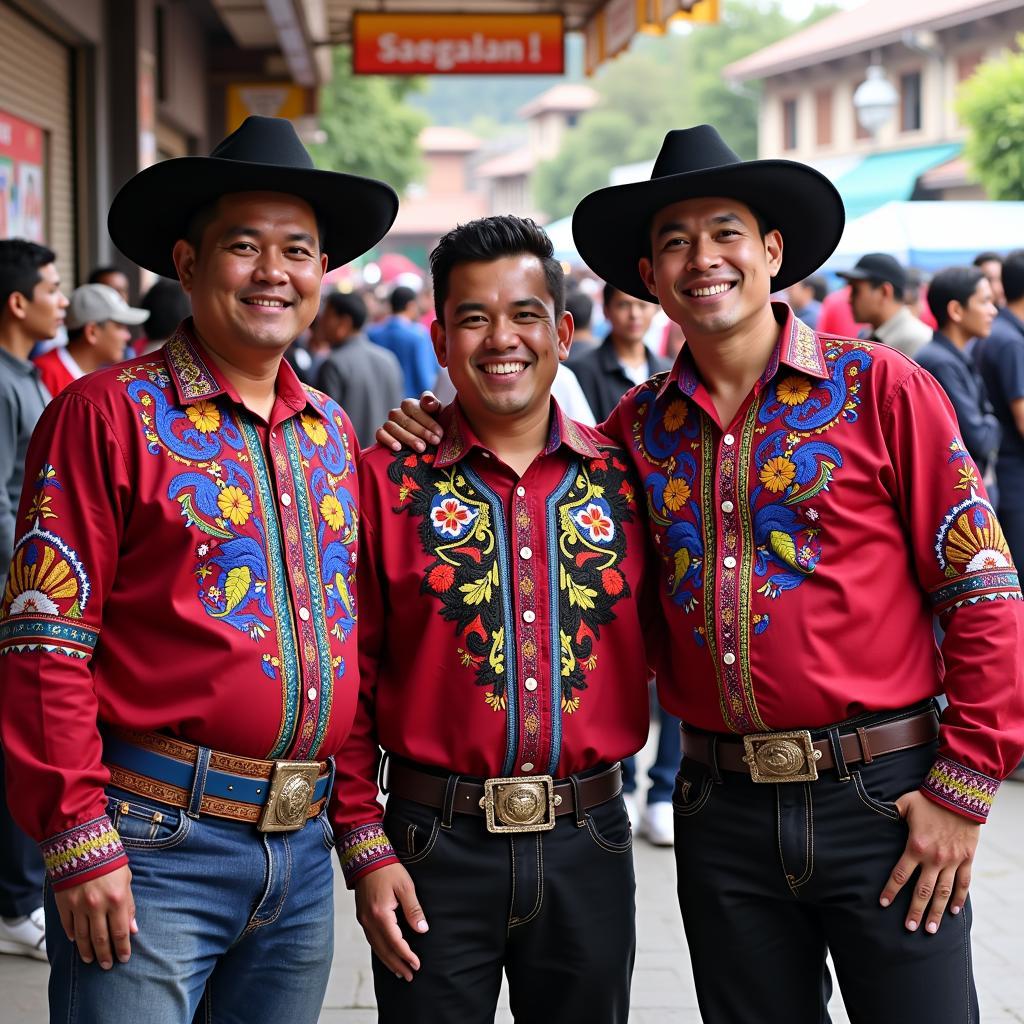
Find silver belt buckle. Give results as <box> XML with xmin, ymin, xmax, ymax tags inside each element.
<box><xmin>479</xmin><ymin>775</ymin><xmax>558</xmax><ymax>833</ymax></box>
<box><xmin>742</xmin><ymin>730</ymin><xmax>822</xmax><ymax>783</ymax></box>
<box><xmin>257</xmin><ymin>760</ymin><xmax>320</xmax><ymax>832</ymax></box>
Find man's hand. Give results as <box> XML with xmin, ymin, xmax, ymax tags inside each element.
<box><xmin>375</xmin><ymin>393</ymin><xmax>444</xmax><ymax>452</ymax></box>
<box><xmin>54</xmin><ymin>865</ymin><xmax>137</xmax><ymax>969</ymax></box>
<box><xmin>355</xmin><ymin>863</ymin><xmax>429</xmax><ymax>981</ymax></box>
<box><xmin>879</xmin><ymin>790</ymin><xmax>980</xmax><ymax>934</ymax></box>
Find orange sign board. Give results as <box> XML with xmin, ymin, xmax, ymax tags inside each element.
<box><xmin>352</xmin><ymin>13</ymin><xmax>564</xmax><ymax>75</ymax></box>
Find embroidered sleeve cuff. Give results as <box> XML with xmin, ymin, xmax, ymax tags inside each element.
<box><xmin>920</xmin><ymin>756</ymin><xmax>999</xmax><ymax>823</ymax></box>
<box><xmin>41</xmin><ymin>815</ymin><xmax>127</xmax><ymax>890</ymax></box>
<box><xmin>338</xmin><ymin>822</ymin><xmax>398</xmax><ymax>888</ymax></box>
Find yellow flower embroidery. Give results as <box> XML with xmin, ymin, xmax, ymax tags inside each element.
<box><xmin>186</xmin><ymin>400</ymin><xmax>221</xmax><ymax>434</ymax></box>
<box><xmin>664</xmin><ymin>400</ymin><xmax>688</xmax><ymax>432</ymax></box>
<box><xmin>760</xmin><ymin>456</ymin><xmax>796</xmax><ymax>493</ymax></box>
<box><xmin>301</xmin><ymin>414</ymin><xmax>328</xmax><ymax>447</ymax></box>
<box><xmin>217</xmin><ymin>485</ymin><xmax>252</xmax><ymax>525</ymax></box>
<box><xmin>663</xmin><ymin>477</ymin><xmax>692</xmax><ymax>511</ymax></box>
<box><xmin>776</xmin><ymin>375</ymin><xmax>811</xmax><ymax>407</ymax></box>
<box><xmin>320</xmin><ymin>493</ymin><xmax>346</xmax><ymax>531</ymax></box>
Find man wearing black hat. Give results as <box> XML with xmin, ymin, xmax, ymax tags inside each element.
<box><xmin>381</xmin><ymin>124</ymin><xmax>1024</xmax><ymax>1023</ymax></box>
<box><xmin>0</xmin><ymin>116</ymin><xmax>397</xmax><ymax>1022</ymax></box>
<box><xmin>837</xmin><ymin>252</ymin><xmax>932</xmax><ymax>357</ymax></box>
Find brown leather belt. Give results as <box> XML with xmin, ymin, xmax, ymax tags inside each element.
<box><xmin>103</xmin><ymin>728</ymin><xmax>330</xmax><ymax>832</ymax></box>
<box><xmin>680</xmin><ymin>707</ymin><xmax>939</xmax><ymax>784</ymax></box>
<box><xmin>386</xmin><ymin>760</ymin><xmax>623</xmax><ymax>834</ymax></box>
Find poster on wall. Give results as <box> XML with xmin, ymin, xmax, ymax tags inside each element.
<box><xmin>0</xmin><ymin>109</ymin><xmax>45</xmax><ymax>242</ymax></box>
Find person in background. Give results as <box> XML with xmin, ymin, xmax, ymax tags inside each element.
<box><xmin>0</xmin><ymin>238</ymin><xmax>68</xmax><ymax>962</ymax></box>
<box><xmin>87</xmin><ymin>265</ymin><xmax>132</xmax><ymax>304</ymax></box>
<box><xmin>837</xmin><ymin>252</ymin><xmax>932</xmax><ymax>357</ymax></box>
<box><xmin>564</xmin><ymin>288</ymin><xmax>600</xmax><ymax>365</ymax></box>
<box><xmin>785</xmin><ymin>274</ymin><xmax>826</xmax><ymax>330</ymax></box>
<box><xmin>315</xmin><ymin>290</ymin><xmax>404</xmax><ymax>447</ymax></box>
<box><xmin>914</xmin><ymin>267</ymin><xmax>1000</xmax><ymax>473</ymax></box>
<box><xmin>904</xmin><ymin>268</ymin><xmax>936</xmax><ymax>329</ymax></box>
<box><xmin>816</xmin><ymin>283</ymin><xmax>866</xmax><ymax>337</ymax></box>
<box><xmin>34</xmin><ymin>283</ymin><xmax>148</xmax><ymax>397</ymax></box>
<box><xmin>136</xmin><ymin>277</ymin><xmax>191</xmax><ymax>356</ymax></box>
<box><xmin>974</xmin><ymin>252</ymin><xmax>1005</xmax><ymax>309</ymax></box>
<box><xmin>369</xmin><ymin>284</ymin><xmax>439</xmax><ymax>397</ymax></box>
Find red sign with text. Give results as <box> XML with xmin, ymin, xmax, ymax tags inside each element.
<box><xmin>0</xmin><ymin>109</ymin><xmax>45</xmax><ymax>242</ymax></box>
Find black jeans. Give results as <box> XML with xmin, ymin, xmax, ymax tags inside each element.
<box><xmin>0</xmin><ymin>752</ymin><xmax>45</xmax><ymax>917</ymax></box>
<box><xmin>373</xmin><ymin>789</ymin><xmax>636</xmax><ymax>1024</ymax></box>
<box><xmin>673</xmin><ymin>736</ymin><xmax>979</xmax><ymax>1024</ymax></box>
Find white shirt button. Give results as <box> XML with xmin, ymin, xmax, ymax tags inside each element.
<box><xmin>521</xmin><ymin>763</ymin><xmax>534</xmax><ymax>773</ymax></box>
<box><xmin>520</xmin><ymin>546</ymin><xmax>532</xmax><ymax>560</ymax></box>
<box><xmin>280</xmin><ymin>493</ymin><xmax>292</xmax><ymax>506</ymax></box>
<box><xmin>723</xmin><ymin>433</ymin><xmax>735</xmax><ymax>446</ymax></box>
<box><xmin>523</xmin><ymin>610</ymin><xmax>536</xmax><ymax>623</ymax></box>
<box><xmin>516</xmin><ymin>486</ymin><xmax>526</xmax><ymax>497</ymax></box>
<box><xmin>721</xmin><ymin>500</ymin><xmax>735</xmax><ymax>513</ymax></box>
<box><xmin>723</xmin><ymin>556</ymin><xmax>737</xmax><ymax>569</ymax></box>
<box><xmin>525</xmin><ymin>677</ymin><xmax>538</xmax><ymax>691</ymax></box>
<box><xmin>298</xmin><ymin>607</ymin><xmax>310</xmax><ymax>621</ymax></box>
<box><xmin>723</xmin><ymin>652</ymin><xmax>736</xmax><ymax>666</ymax></box>
<box><xmin>481</xmin><ymin>451</ymin><xmax>491</xmax><ymax>458</ymax></box>
<box><xmin>307</xmin><ymin>687</ymin><xmax>317</xmax><ymax>700</ymax></box>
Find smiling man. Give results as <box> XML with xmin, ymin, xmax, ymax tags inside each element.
<box><xmin>381</xmin><ymin>126</ymin><xmax>1024</xmax><ymax>1024</ymax></box>
<box><xmin>336</xmin><ymin>216</ymin><xmax>656</xmax><ymax>1024</ymax></box>
<box><xmin>0</xmin><ymin>117</ymin><xmax>397</xmax><ymax>1023</ymax></box>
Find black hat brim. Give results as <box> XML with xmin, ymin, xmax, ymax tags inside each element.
<box><xmin>572</xmin><ymin>160</ymin><xmax>844</xmax><ymax>302</ymax></box>
<box><xmin>108</xmin><ymin>157</ymin><xmax>399</xmax><ymax>278</ymax></box>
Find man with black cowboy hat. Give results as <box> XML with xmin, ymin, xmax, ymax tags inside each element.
<box><xmin>380</xmin><ymin>124</ymin><xmax>1024</xmax><ymax>1022</ymax></box>
<box><xmin>0</xmin><ymin>115</ymin><xmax>396</xmax><ymax>1022</ymax></box>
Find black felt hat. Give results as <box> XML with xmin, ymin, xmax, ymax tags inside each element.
<box><xmin>572</xmin><ymin>124</ymin><xmax>845</xmax><ymax>302</ymax></box>
<box><xmin>108</xmin><ymin>116</ymin><xmax>399</xmax><ymax>278</ymax></box>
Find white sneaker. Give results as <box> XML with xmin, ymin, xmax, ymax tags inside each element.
<box><xmin>623</xmin><ymin>792</ymin><xmax>642</xmax><ymax>832</ymax></box>
<box><xmin>0</xmin><ymin>906</ymin><xmax>47</xmax><ymax>961</ymax></box>
<box><xmin>641</xmin><ymin>801</ymin><xmax>675</xmax><ymax>847</ymax></box>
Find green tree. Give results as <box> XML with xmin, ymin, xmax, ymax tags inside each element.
<box><xmin>958</xmin><ymin>40</ymin><xmax>1024</xmax><ymax>201</ymax></box>
<box><xmin>534</xmin><ymin>0</ymin><xmax>836</xmax><ymax>220</ymax></box>
<box><xmin>310</xmin><ymin>47</ymin><xmax>428</xmax><ymax>195</ymax></box>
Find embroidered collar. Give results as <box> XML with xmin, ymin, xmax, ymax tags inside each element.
<box><xmin>162</xmin><ymin>318</ymin><xmax>319</xmax><ymax>420</ymax></box>
<box><xmin>434</xmin><ymin>398</ymin><xmax>600</xmax><ymax>469</ymax></box>
<box><xmin>656</xmin><ymin>300</ymin><xmax>829</xmax><ymax>401</ymax></box>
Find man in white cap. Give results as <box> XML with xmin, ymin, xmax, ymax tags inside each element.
<box><xmin>34</xmin><ymin>283</ymin><xmax>149</xmax><ymax>396</ymax></box>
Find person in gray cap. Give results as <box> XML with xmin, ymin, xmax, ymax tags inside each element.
<box><xmin>837</xmin><ymin>252</ymin><xmax>932</xmax><ymax>357</ymax></box>
<box><xmin>33</xmin><ymin>283</ymin><xmax>149</xmax><ymax>397</ymax></box>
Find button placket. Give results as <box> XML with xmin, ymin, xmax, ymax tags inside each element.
<box><xmin>513</xmin><ymin>488</ymin><xmax>543</xmax><ymax>774</ymax></box>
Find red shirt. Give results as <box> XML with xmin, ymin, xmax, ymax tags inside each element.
<box><xmin>33</xmin><ymin>347</ymin><xmax>82</xmax><ymax>397</ymax></box>
<box><xmin>603</xmin><ymin>304</ymin><xmax>1024</xmax><ymax>824</ymax></box>
<box><xmin>0</xmin><ymin>322</ymin><xmax>361</xmax><ymax>889</ymax></box>
<box><xmin>334</xmin><ymin>402</ymin><xmax>656</xmax><ymax>885</ymax></box>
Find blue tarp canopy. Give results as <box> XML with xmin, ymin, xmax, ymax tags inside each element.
<box><xmin>833</xmin><ymin>144</ymin><xmax>963</xmax><ymax>221</ymax></box>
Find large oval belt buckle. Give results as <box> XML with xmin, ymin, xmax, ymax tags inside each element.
<box><xmin>258</xmin><ymin>760</ymin><xmax>321</xmax><ymax>832</ymax></box>
<box><xmin>742</xmin><ymin>731</ymin><xmax>822</xmax><ymax>783</ymax></box>
<box><xmin>479</xmin><ymin>776</ymin><xmax>556</xmax><ymax>833</ymax></box>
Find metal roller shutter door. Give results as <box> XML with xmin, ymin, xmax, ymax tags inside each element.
<box><xmin>0</xmin><ymin>3</ymin><xmax>73</xmax><ymax>274</ymax></box>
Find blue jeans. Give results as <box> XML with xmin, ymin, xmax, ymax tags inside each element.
<box><xmin>622</xmin><ymin>704</ymin><xmax>681</xmax><ymax>805</ymax></box>
<box><xmin>45</xmin><ymin>786</ymin><xmax>336</xmax><ymax>1024</ymax></box>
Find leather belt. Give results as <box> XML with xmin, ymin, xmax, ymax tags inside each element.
<box><xmin>680</xmin><ymin>707</ymin><xmax>939</xmax><ymax>784</ymax></box>
<box><xmin>386</xmin><ymin>760</ymin><xmax>623</xmax><ymax>834</ymax></box>
<box><xmin>102</xmin><ymin>728</ymin><xmax>330</xmax><ymax>832</ymax></box>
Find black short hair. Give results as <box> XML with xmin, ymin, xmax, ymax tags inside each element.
<box><xmin>429</xmin><ymin>215</ymin><xmax>565</xmax><ymax>324</ymax></box>
<box><xmin>87</xmin><ymin>265</ymin><xmax>122</xmax><ymax>284</ymax></box>
<box><xmin>1001</xmin><ymin>250</ymin><xmax>1024</xmax><ymax>304</ymax></box>
<box><xmin>927</xmin><ymin>266</ymin><xmax>985</xmax><ymax>328</ymax></box>
<box><xmin>973</xmin><ymin>251</ymin><xmax>1003</xmax><ymax>268</ymax></box>
<box><xmin>324</xmin><ymin>290</ymin><xmax>368</xmax><ymax>331</ymax></box>
<box><xmin>565</xmin><ymin>290</ymin><xmax>593</xmax><ymax>330</ymax></box>
<box><xmin>0</xmin><ymin>239</ymin><xmax>56</xmax><ymax>312</ymax></box>
<box><xmin>602</xmin><ymin>282</ymin><xmax>620</xmax><ymax>308</ymax></box>
<box><xmin>389</xmin><ymin>285</ymin><xmax>418</xmax><ymax>315</ymax></box>
<box><xmin>140</xmin><ymin>278</ymin><xmax>191</xmax><ymax>341</ymax></box>
<box><xmin>805</xmin><ymin>274</ymin><xmax>828</xmax><ymax>303</ymax></box>
<box><xmin>184</xmin><ymin>197</ymin><xmax>327</xmax><ymax>257</ymax></box>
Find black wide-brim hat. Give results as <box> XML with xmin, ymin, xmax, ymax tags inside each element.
<box><xmin>572</xmin><ymin>124</ymin><xmax>845</xmax><ymax>301</ymax></box>
<box><xmin>108</xmin><ymin>116</ymin><xmax>399</xmax><ymax>279</ymax></box>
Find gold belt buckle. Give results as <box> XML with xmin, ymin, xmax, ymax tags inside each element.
<box><xmin>257</xmin><ymin>760</ymin><xmax>320</xmax><ymax>832</ymax></box>
<box><xmin>742</xmin><ymin>730</ymin><xmax>822</xmax><ymax>783</ymax></box>
<box><xmin>479</xmin><ymin>775</ymin><xmax>558</xmax><ymax>833</ymax></box>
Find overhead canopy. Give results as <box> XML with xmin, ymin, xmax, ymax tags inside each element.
<box><xmin>822</xmin><ymin>200</ymin><xmax>1024</xmax><ymax>274</ymax></box>
<box><xmin>833</xmin><ymin>144</ymin><xmax>963</xmax><ymax>221</ymax></box>
<box><xmin>543</xmin><ymin>214</ymin><xmax>580</xmax><ymax>264</ymax></box>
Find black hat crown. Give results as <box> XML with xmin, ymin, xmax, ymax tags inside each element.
<box><xmin>651</xmin><ymin>125</ymin><xmax>743</xmax><ymax>181</ymax></box>
<box><xmin>211</xmin><ymin>116</ymin><xmax>315</xmax><ymax>170</ymax></box>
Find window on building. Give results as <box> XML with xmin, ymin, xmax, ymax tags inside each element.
<box><xmin>899</xmin><ymin>70</ymin><xmax>922</xmax><ymax>132</ymax></box>
<box><xmin>815</xmin><ymin>88</ymin><xmax>833</xmax><ymax>147</ymax></box>
<box><xmin>782</xmin><ymin>98</ymin><xmax>798</xmax><ymax>151</ymax></box>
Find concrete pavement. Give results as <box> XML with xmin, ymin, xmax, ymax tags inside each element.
<box><xmin>3</xmin><ymin>782</ymin><xmax>1024</xmax><ymax>1022</ymax></box>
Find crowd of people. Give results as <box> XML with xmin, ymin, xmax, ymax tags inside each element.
<box><xmin>0</xmin><ymin>113</ymin><xmax>1021</xmax><ymax>1024</ymax></box>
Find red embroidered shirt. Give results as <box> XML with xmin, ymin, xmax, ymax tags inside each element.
<box><xmin>603</xmin><ymin>303</ymin><xmax>1024</xmax><ymax>823</ymax></box>
<box><xmin>334</xmin><ymin>402</ymin><xmax>656</xmax><ymax>885</ymax></box>
<box><xmin>0</xmin><ymin>322</ymin><xmax>361</xmax><ymax>889</ymax></box>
